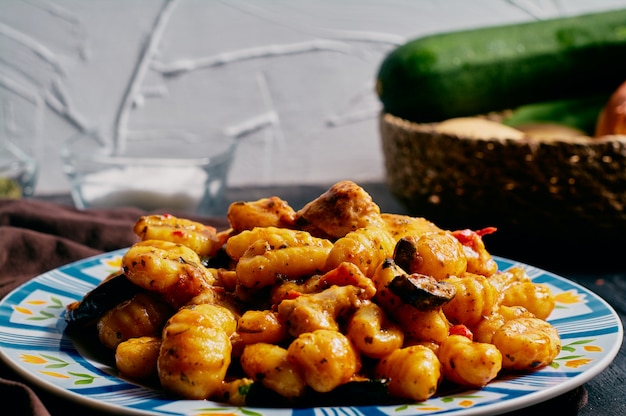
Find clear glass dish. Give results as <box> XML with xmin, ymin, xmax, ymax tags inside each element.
<box><xmin>61</xmin><ymin>130</ymin><xmax>237</xmax><ymax>215</ymax></box>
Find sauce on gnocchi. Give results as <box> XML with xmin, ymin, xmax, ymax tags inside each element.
<box><xmin>66</xmin><ymin>180</ymin><xmax>561</xmax><ymax>405</ymax></box>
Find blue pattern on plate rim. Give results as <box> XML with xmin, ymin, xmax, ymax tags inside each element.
<box><xmin>0</xmin><ymin>250</ymin><xmax>622</xmax><ymax>416</ymax></box>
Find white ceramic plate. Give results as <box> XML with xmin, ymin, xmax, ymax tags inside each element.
<box><xmin>0</xmin><ymin>249</ymin><xmax>622</xmax><ymax>416</ymax></box>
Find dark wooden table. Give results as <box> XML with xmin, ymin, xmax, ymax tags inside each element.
<box><xmin>13</xmin><ymin>182</ymin><xmax>626</xmax><ymax>415</ymax></box>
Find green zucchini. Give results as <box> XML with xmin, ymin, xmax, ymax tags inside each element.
<box><xmin>376</xmin><ymin>8</ymin><xmax>626</xmax><ymax>123</ymax></box>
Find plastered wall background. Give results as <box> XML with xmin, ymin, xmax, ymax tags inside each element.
<box><xmin>2</xmin><ymin>0</ymin><xmax>625</xmax><ymax>196</ymax></box>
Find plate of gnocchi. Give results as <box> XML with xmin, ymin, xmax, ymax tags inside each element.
<box><xmin>0</xmin><ymin>181</ymin><xmax>623</xmax><ymax>416</ymax></box>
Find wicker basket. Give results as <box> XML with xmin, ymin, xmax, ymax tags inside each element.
<box><xmin>380</xmin><ymin>112</ymin><xmax>626</xmax><ymax>240</ymax></box>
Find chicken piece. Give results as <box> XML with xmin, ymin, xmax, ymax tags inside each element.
<box><xmin>294</xmin><ymin>180</ymin><xmax>386</xmax><ymax>240</ymax></box>
<box><xmin>277</xmin><ymin>285</ymin><xmax>364</xmax><ymax>337</ymax></box>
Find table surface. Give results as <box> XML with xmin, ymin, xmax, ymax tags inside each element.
<box><xmin>12</xmin><ymin>184</ymin><xmax>626</xmax><ymax>415</ymax></box>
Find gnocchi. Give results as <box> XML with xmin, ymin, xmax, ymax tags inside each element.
<box><xmin>375</xmin><ymin>345</ymin><xmax>442</xmax><ymax>401</ymax></box>
<box><xmin>240</xmin><ymin>343</ymin><xmax>306</xmax><ymax>398</ymax></box>
<box><xmin>437</xmin><ymin>334</ymin><xmax>502</xmax><ymax>387</ymax></box>
<box><xmin>97</xmin><ymin>291</ymin><xmax>173</xmax><ymax>349</ymax></box>
<box><xmin>115</xmin><ymin>336</ymin><xmax>161</xmax><ymax>380</ymax></box>
<box><xmin>133</xmin><ymin>214</ymin><xmax>224</xmax><ymax>257</ymax></box>
<box><xmin>227</xmin><ymin>196</ymin><xmax>296</xmax><ymax>233</ymax></box>
<box><xmin>68</xmin><ymin>180</ymin><xmax>561</xmax><ymax>405</ymax></box>
<box><xmin>492</xmin><ymin>317</ymin><xmax>561</xmax><ymax>370</ymax></box>
<box><xmin>287</xmin><ymin>329</ymin><xmax>361</xmax><ymax>393</ymax></box>
<box><xmin>158</xmin><ymin>303</ymin><xmax>237</xmax><ymax>399</ymax></box>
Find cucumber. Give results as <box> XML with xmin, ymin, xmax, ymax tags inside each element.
<box><xmin>376</xmin><ymin>8</ymin><xmax>626</xmax><ymax>123</ymax></box>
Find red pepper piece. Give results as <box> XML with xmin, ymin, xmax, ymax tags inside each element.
<box><xmin>449</xmin><ymin>324</ymin><xmax>473</xmax><ymax>340</ymax></box>
<box><xmin>451</xmin><ymin>227</ymin><xmax>497</xmax><ymax>247</ymax></box>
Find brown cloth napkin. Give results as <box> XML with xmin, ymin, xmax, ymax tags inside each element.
<box><xmin>0</xmin><ymin>198</ymin><xmax>587</xmax><ymax>415</ymax></box>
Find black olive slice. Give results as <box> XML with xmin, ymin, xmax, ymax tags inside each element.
<box><xmin>388</xmin><ymin>272</ymin><xmax>456</xmax><ymax>310</ymax></box>
<box><xmin>393</xmin><ymin>236</ymin><xmax>420</xmax><ymax>274</ymax></box>
<box><xmin>64</xmin><ymin>273</ymin><xmax>142</xmax><ymax>330</ymax></box>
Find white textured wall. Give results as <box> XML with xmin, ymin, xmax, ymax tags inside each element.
<box><xmin>2</xmin><ymin>0</ymin><xmax>625</xmax><ymax>195</ymax></box>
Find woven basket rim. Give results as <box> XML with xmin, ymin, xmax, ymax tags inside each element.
<box><xmin>381</xmin><ymin>111</ymin><xmax>626</xmax><ymax>145</ymax></box>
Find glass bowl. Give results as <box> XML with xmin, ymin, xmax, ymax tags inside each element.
<box><xmin>61</xmin><ymin>130</ymin><xmax>237</xmax><ymax>215</ymax></box>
